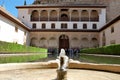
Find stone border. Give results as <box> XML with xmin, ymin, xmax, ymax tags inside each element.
<box><xmin>0</xmin><ymin>61</ymin><xmax>120</xmax><ymax>73</ymax></box>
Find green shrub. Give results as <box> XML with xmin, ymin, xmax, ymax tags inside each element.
<box><xmin>0</xmin><ymin>53</ymin><xmax>47</xmax><ymax>63</ymax></box>
<box><xmin>0</xmin><ymin>41</ymin><xmax>47</xmax><ymax>53</ymax></box>
<box><xmin>81</xmin><ymin>44</ymin><xmax>120</xmax><ymax>55</ymax></box>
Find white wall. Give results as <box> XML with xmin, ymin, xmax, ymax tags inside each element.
<box><xmin>0</xmin><ymin>15</ymin><xmax>29</xmax><ymax>45</ymax></box>
<box><xmin>99</xmin><ymin>20</ymin><xmax>120</xmax><ymax>46</ymax></box>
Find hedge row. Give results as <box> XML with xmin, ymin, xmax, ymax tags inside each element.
<box><xmin>80</xmin><ymin>44</ymin><xmax>120</xmax><ymax>55</ymax></box>
<box><xmin>0</xmin><ymin>41</ymin><xmax>47</xmax><ymax>53</ymax></box>
<box><xmin>0</xmin><ymin>53</ymin><xmax>47</xmax><ymax>63</ymax></box>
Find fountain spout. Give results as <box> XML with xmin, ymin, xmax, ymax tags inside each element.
<box><xmin>56</xmin><ymin>49</ymin><xmax>69</xmax><ymax>80</ymax></box>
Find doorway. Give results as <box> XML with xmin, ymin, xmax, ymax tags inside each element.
<box><xmin>59</xmin><ymin>34</ymin><xmax>69</xmax><ymax>50</ymax></box>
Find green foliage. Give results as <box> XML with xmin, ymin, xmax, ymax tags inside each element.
<box><xmin>0</xmin><ymin>41</ymin><xmax>47</xmax><ymax>53</ymax></box>
<box><xmin>80</xmin><ymin>44</ymin><xmax>120</xmax><ymax>55</ymax></box>
<box><xmin>0</xmin><ymin>53</ymin><xmax>47</xmax><ymax>63</ymax></box>
<box><xmin>80</xmin><ymin>55</ymin><xmax>120</xmax><ymax>64</ymax></box>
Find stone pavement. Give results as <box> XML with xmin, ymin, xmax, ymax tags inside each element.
<box><xmin>0</xmin><ymin>69</ymin><xmax>120</xmax><ymax>80</ymax></box>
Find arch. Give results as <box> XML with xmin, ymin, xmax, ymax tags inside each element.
<box><xmin>71</xmin><ymin>10</ymin><xmax>79</xmax><ymax>21</ymax></box>
<box><xmin>31</xmin><ymin>10</ymin><xmax>39</xmax><ymax>21</ymax></box>
<box><xmin>39</xmin><ymin>37</ymin><xmax>47</xmax><ymax>48</ymax></box>
<box><xmin>40</xmin><ymin>10</ymin><xmax>48</xmax><ymax>21</ymax></box>
<box><xmin>59</xmin><ymin>34</ymin><xmax>69</xmax><ymax>49</ymax></box>
<box><xmin>81</xmin><ymin>37</ymin><xmax>89</xmax><ymax>48</ymax></box>
<box><xmin>48</xmin><ymin>37</ymin><xmax>57</xmax><ymax>48</ymax></box>
<box><xmin>50</xmin><ymin>10</ymin><xmax>57</xmax><ymax>21</ymax></box>
<box><xmin>60</xmin><ymin>14</ymin><xmax>69</xmax><ymax>21</ymax></box>
<box><xmin>91</xmin><ymin>38</ymin><xmax>98</xmax><ymax>48</ymax></box>
<box><xmin>30</xmin><ymin>37</ymin><xmax>37</xmax><ymax>47</ymax></box>
<box><xmin>90</xmin><ymin>10</ymin><xmax>99</xmax><ymax>21</ymax></box>
<box><xmin>71</xmin><ymin>37</ymin><xmax>79</xmax><ymax>48</ymax></box>
<box><xmin>81</xmin><ymin>10</ymin><xmax>89</xmax><ymax>21</ymax></box>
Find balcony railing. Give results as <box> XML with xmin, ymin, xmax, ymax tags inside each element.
<box><xmin>71</xmin><ymin>18</ymin><xmax>79</xmax><ymax>21</ymax></box>
<box><xmin>30</xmin><ymin>17</ymin><xmax>99</xmax><ymax>22</ymax></box>
<box><xmin>90</xmin><ymin>18</ymin><xmax>99</xmax><ymax>21</ymax></box>
<box><xmin>40</xmin><ymin>17</ymin><xmax>48</xmax><ymax>21</ymax></box>
<box><xmin>81</xmin><ymin>17</ymin><xmax>89</xmax><ymax>21</ymax></box>
<box><xmin>60</xmin><ymin>18</ymin><xmax>70</xmax><ymax>21</ymax></box>
<box><xmin>31</xmin><ymin>18</ymin><xmax>39</xmax><ymax>21</ymax></box>
<box><xmin>49</xmin><ymin>18</ymin><xmax>58</xmax><ymax>21</ymax></box>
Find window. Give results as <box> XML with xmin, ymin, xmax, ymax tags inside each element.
<box><xmin>15</xmin><ymin>27</ymin><xmax>18</xmax><ymax>32</ymax></box>
<box><xmin>51</xmin><ymin>23</ymin><xmax>55</xmax><ymax>29</ymax></box>
<box><xmin>110</xmin><ymin>40</ymin><xmax>115</xmax><ymax>44</ymax></box>
<box><xmin>23</xmin><ymin>16</ymin><xmax>24</xmax><ymax>18</ymax></box>
<box><xmin>83</xmin><ymin>24</ymin><xmax>87</xmax><ymax>29</ymax></box>
<box><xmin>73</xmin><ymin>23</ymin><xmax>77</xmax><ymax>29</ymax></box>
<box><xmin>24</xmin><ymin>31</ymin><xmax>26</xmax><ymax>36</ymax></box>
<box><xmin>61</xmin><ymin>23</ymin><xmax>67</xmax><ymax>29</ymax></box>
<box><xmin>93</xmin><ymin>24</ymin><xmax>97</xmax><ymax>29</ymax></box>
<box><xmin>31</xmin><ymin>10</ymin><xmax>39</xmax><ymax>21</ymax></box>
<box><xmin>90</xmin><ymin>10</ymin><xmax>99</xmax><ymax>21</ymax></box>
<box><xmin>111</xmin><ymin>27</ymin><xmax>114</xmax><ymax>33</ymax></box>
<box><xmin>42</xmin><ymin>23</ymin><xmax>46</xmax><ymax>29</ymax></box>
<box><xmin>81</xmin><ymin>10</ymin><xmax>89</xmax><ymax>21</ymax></box>
<box><xmin>103</xmin><ymin>31</ymin><xmax>105</xmax><ymax>36</ymax></box>
<box><xmin>32</xmin><ymin>23</ymin><xmax>36</xmax><ymax>29</ymax></box>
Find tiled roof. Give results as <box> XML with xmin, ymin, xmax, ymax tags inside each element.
<box><xmin>99</xmin><ymin>15</ymin><xmax>120</xmax><ymax>31</ymax></box>
<box><xmin>16</xmin><ymin>4</ymin><xmax>106</xmax><ymax>8</ymax></box>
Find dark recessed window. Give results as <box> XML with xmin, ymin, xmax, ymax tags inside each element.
<box><xmin>24</xmin><ymin>31</ymin><xmax>26</xmax><ymax>36</ymax></box>
<box><xmin>32</xmin><ymin>23</ymin><xmax>36</xmax><ymax>29</ymax></box>
<box><xmin>61</xmin><ymin>23</ymin><xmax>67</xmax><ymax>29</ymax></box>
<box><xmin>42</xmin><ymin>23</ymin><xmax>46</xmax><ymax>29</ymax></box>
<box><xmin>73</xmin><ymin>23</ymin><xmax>77</xmax><ymax>29</ymax></box>
<box><xmin>23</xmin><ymin>16</ymin><xmax>24</xmax><ymax>18</ymax></box>
<box><xmin>110</xmin><ymin>40</ymin><xmax>115</xmax><ymax>44</ymax></box>
<box><xmin>51</xmin><ymin>23</ymin><xmax>55</xmax><ymax>29</ymax></box>
<box><xmin>111</xmin><ymin>27</ymin><xmax>114</xmax><ymax>33</ymax></box>
<box><xmin>103</xmin><ymin>31</ymin><xmax>105</xmax><ymax>36</ymax></box>
<box><xmin>83</xmin><ymin>24</ymin><xmax>87</xmax><ymax>29</ymax></box>
<box><xmin>61</xmin><ymin>9</ymin><xmax>68</xmax><ymax>11</ymax></box>
<box><xmin>15</xmin><ymin>27</ymin><xmax>18</xmax><ymax>32</ymax></box>
<box><xmin>93</xmin><ymin>24</ymin><xmax>97</xmax><ymax>29</ymax></box>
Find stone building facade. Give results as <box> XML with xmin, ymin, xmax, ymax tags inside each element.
<box><xmin>15</xmin><ymin>0</ymin><xmax>120</xmax><ymax>50</ymax></box>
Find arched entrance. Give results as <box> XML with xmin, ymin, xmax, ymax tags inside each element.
<box><xmin>59</xmin><ymin>34</ymin><xmax>69</xmax><ymax>49</ymax></box>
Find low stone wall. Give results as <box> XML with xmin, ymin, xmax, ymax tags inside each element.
<box><xmin>0</xmin><ymin>61</ymin><xmax>120</xmax><ymax>73</ymax></box>
<box><xmin>69</xmin><ymin>62</ymin><xmax>120</xmax><ymax>73</ymax></box>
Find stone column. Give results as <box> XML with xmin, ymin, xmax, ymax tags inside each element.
<box><xmin>69</xmin><ymin>9</ymin><xmax>72</xmax><ymax>21</ymax></box>
<box><xmin>57</xmin><ymin>9</ymin><xmax>60</xmax><ymax>21</ymax></box>
<box><xmin>48</xmin><ymin>10</ymin><xmax>50</xmax><ymax>21</ymax></box>
<box><xmin>79</xmin><ymin>10</ymin><xmax>81</xmax><ymax>21</ymax></box>
<box><xmin>89</xmin><ymin>10</ymin><xmax>91</xmax><ymax>22</ymax></box>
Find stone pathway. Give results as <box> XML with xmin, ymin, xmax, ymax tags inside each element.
<box><xmin>0</xmin><ymin>69</ymin><xmax>120</xmax><ymax>80</ymax></box>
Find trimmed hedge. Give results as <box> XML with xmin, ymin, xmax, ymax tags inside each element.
<box><xmin>80</xmin><ymin>44</ymin><xmax>120</xmax><ymax>55</ymax></box>
<box><xmin>0</xmin><ymin>41</ymin><xmax>47</xmax><ymax>53</ymax></box>
<box><xmin>0</xmin><ymin>53</ymin><xmax>47</xmax><ymax>63</ymax></box>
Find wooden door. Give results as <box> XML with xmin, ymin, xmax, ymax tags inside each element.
<box><xmin>59</xmin><ymin>35</ymin><xmax>69</xmax><ymax>50</ymax></box>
